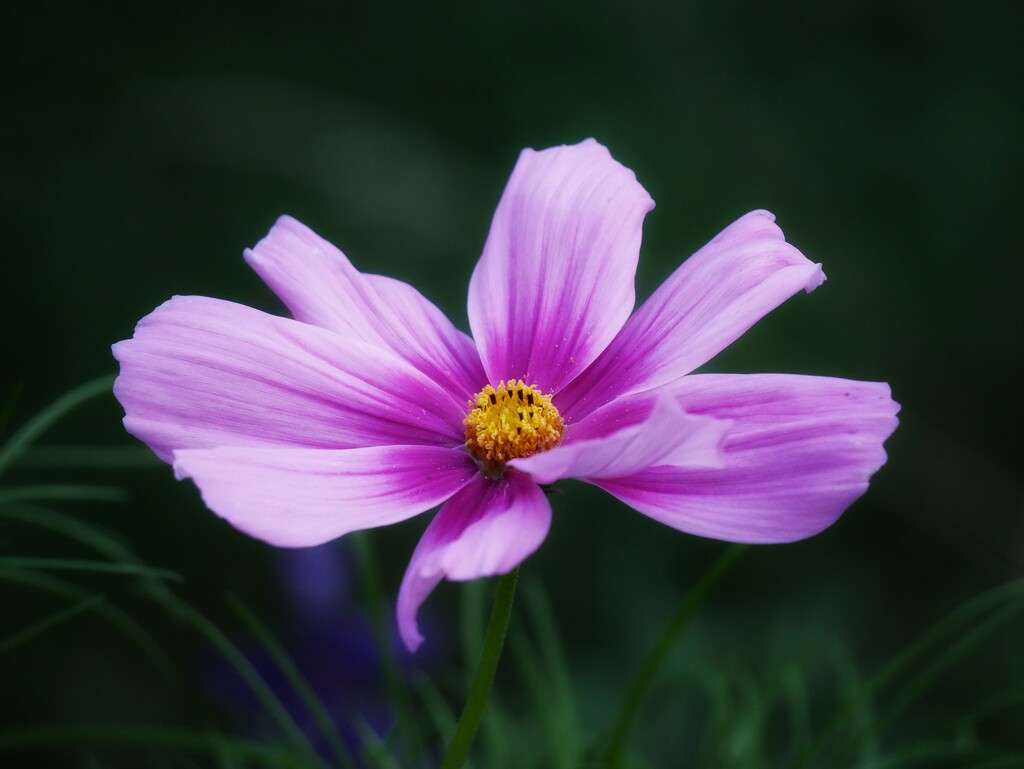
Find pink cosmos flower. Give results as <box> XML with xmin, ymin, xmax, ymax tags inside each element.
<box><xmin>113</xmin><ymin>139</ymin><xmax>899</xmax><ymax>651</ymax></box>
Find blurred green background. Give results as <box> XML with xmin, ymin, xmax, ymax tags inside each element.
<box><xmin>2</xmin><ymin>2</ymin><xmax>1022</xmax><ymax>767</ymax></box>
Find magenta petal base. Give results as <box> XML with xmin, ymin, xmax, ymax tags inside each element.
<box><xmin>397</xmin><ymin>472</ymin><xmax>551</xmax><ymax>651</ymax></box>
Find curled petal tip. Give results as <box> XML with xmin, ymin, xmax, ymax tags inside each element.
<box><xmin>398</xmin><ymin>614</ymin><xmax>426</xmax><ymax>653</ymax></box>
<box><xmin>806</xmin><ymin>263</ymin><xmax>827</xmax><ymax>292</ymax></box>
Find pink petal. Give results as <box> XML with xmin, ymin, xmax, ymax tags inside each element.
<box><xmin>397</xmin><ymin>472</ymin><xmax>551</xmax><ymax>651</ymax></box>
<box><xmin>113</xmin><ymin>296</ymin><xmax>466</xmax><ymax>462</ymax></box>
<box><xmin>173</xmin><ymin>445</ymin><xmax>478</xmax><ymax>547</ymax></box>
<box><xmin>558</xmin><ymin>210</ymin><xmax>825</xmax><ymax>419</ymax></box>
<box><xmin>593</xmin><ymin>374</ymin><xmax>899</xmax><ymax>543</ymax></box>
<box><xmin>246</xmin><ymin>216</ymin><xmax>485</xmax><ymax>399</ymax></box>
<box><xmin>467</xmin><ymin>139</ymin><xmax>655</xmax><ymax>393</ymax></box>
<box><xmin>509</xmin><ymin>395</ymin><xmax>729</xmax><ymax>484</ymax></box>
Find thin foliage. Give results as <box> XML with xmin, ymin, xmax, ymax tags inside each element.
<box><xmin>1</xmin><ymin>380</ymin><xmax>1021</xmax><ymax>767</ymax></box>
<box><xmin>0</xmin><ymin>592</ymin><xmax>107</xmax><ymax>654</ymax></box>
<box><xmin>348</xmin><ymin>532</ymin><xmax>426</xmax><ymax>765</ymax></box>
<box><xmin>0</xmin><ymin>375</ymin><xmax>115</xmax><ymax>478</ymax></box>
<box><xmin>226</xmin><ymin>593</ymin><xmax>358</xmax><ymax>769</ymax></box>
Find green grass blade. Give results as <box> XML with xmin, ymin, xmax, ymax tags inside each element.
<box><xmin>969</xmin><ymin>679</ymin><xmax>1024</xmax><ymax>723</ymax></box>
<box><xmin>354</xmin><ymin>718</ymin><xmax>404</xmax><ymax>769</ymax></box>
<box><xmin>605</xmin><ymin>544</ymin><xmax>748</xmax><ymax>768</ymax></box>
<box><xmin>3</xmin><ymin>504</ymin><xmax>326</xmax><ymax>762</ymax></box>
<box><xmin>15</xmin><ymin>445</ymin><xmax>161</xmax><ymax>469</ymax></box>
<box><xmin>791</xmin><ymin>579</ymin><xmax>1024</xmax><ymax>769</ymax></box>
<box><xmin>164</xmin><ymin>599</ymin><xmax>325</xmax><ymax>767</ymax></box>
<box><xmin>512</xmin><ymin>580</ymin><xmax>578</xmax><ymax>769</ymax></box>
<box><xmin>0</xmin><ymin>569</ymin><xmax>173</xmax><ymax>676</ymax></box>
<box><xmin>0</xmin><ymin>375</ymin><xmax>115</xmax><ymax>477</ymax></box>
<box><xmin>778</xmin><ymin>664</ymin><xmax>811</xmax><ymax>760</ymax></box>
<box><xmin>1</xmin><ymin>503</ymin><xmax>131</xmax><ymax>552</ymax></box>
<box><xmin>411</xmin><ymin>672</ymin><xmax>459</xmax><ymax>748</ymax></box>
<box><xmin>349</xmin><ymin>533</ymin><xmax>424</xmax><ymax>763</ymax></box>
<box><xmin>0</xmin><ymin>503</ymin><xmax>175</xmax><ymax>604</ymax></box>
<box><xmin>510</xmin><ymin>631</ymin><xmax>557</xmax><ymax>768</ymax></box>
<box><xmin>834</xmin><ymin>601</ymin><xmax>1024</xmax><ymax>767</ymax></box>
<box><xmin>0</xmin><ymin>592</ymin><xmax>106</xmax><ymax>654</ymax></box>
<box><xmin>0</xmin><ymin>484</ymin><xmax>129</xmax><ymax>504</ymax></box>
<box><xmin>226</xmin><ymin>593</ymin><xmax>357</xmax><ymax>769</ymax></box>
<box><xmin>0</xmin><ymin>557</ymin><xmax>180</xmax><ymax>581</ymax></box>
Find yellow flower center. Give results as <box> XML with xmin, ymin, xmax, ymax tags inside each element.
<box><xmin>463</xmin><ymin>380</ymin><xmax>565</xmax><ymax>468</ymax></box>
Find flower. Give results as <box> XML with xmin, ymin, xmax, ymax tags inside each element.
<box><xmin>113</xmin><ymin>139</ymin><xmax>899</xmax><ymax>651</ymax></box>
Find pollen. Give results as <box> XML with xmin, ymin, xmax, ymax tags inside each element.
<box><xmin>464</xmin><ymin>380</ymin><xmax>565</xmax><ymax>467</ymax></box>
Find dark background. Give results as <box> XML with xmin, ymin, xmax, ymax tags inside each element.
<box><xmin>2</xmin><ymin>1</ymin><xmax>1022</xmax><ymax>765</ymax></box>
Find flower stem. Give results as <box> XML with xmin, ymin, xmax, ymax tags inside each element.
<box><xmin>606</xmin><ymin>544</ymin><xmax>748</xmax><ymax>767</ymax></box>
<box><xmin>441</xmin><ymin>567</ymin><xmax>520</xmax><ymax>769</ymax></box>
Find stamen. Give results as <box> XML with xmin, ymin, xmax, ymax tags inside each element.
<box><xmin>463</xmin><ymin>379</ymin><xmax>565</xmax><ymax>468</ymax></box>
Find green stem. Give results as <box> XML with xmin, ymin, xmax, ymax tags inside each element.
<box><xmin>441</xmin><ymin>567</ymin><xmax>520</xmax><ymax>769</ymax></box>
<box><xmin>606</xmin><ymin>544</ymin><xmax>747</xmax><ymax>767</ymax></box>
